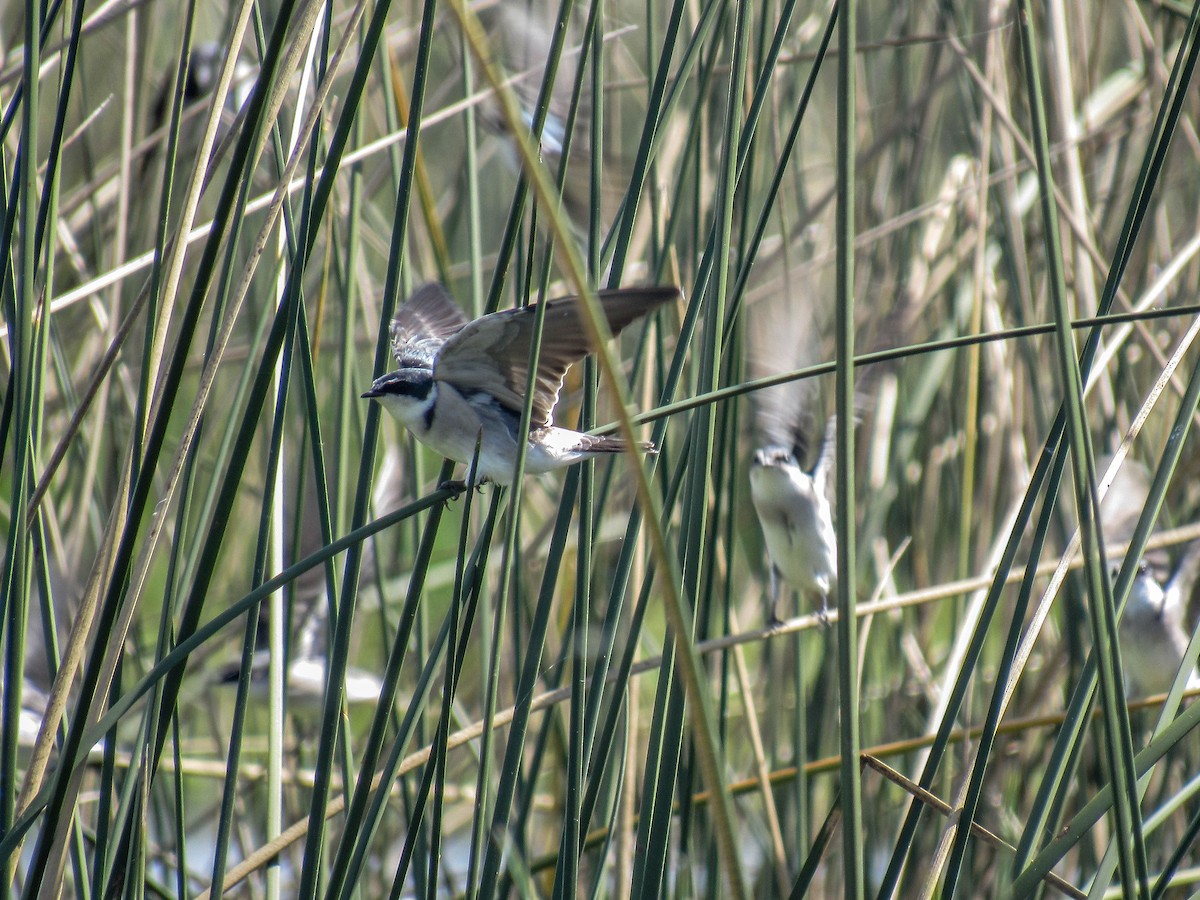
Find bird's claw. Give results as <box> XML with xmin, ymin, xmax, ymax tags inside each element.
<box><xmin>438</xmin><ymin>479</ymin><xmax>468</xmax><ymax>503</ymax></box>
<box><xmin>437</xmin><ymin>479</ymin><xmax>487</xmax><ymax>501</ymax></box>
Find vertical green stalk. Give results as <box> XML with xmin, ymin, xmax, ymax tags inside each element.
<box><xmin>427</xmin><ymin>458</ymin><xmax>485</xmax><ymax>896</ymax></box>
<box><xmin>460</xmin><ymin>26</ymin><xmax>482</xmax><ymax>309</ymax></box>
<box><xmin>321</xmin><ymin>466</ymin><xmax>459</xmax><ymax>900</ymax></box>
<box><xmin>208</xmin><ymin>612</ymin><xmax>262</xmax><ymax>900</ymax></box>
<box><xmin>604</xmin><ymin>0</ymin><xmax>686</xmax><ymax>285</ymax></box>
<box><xmin>941</xmin><ymin>464</ymin><xmax>1062</xmax><ymax>897</ymax></box>
<box><xmin>2</xmin><ymin>0</ymin><xmax>40</xmax><ymax>855</ymax></box>
<box><xmin>295</xmin><ymin>0</ymin><xmax>436</xmax><ymax>894</ymax></box>
<box><xmin>1011</xmin><ymin>0</ymin><xmax>1200</xmax><ymax>876</ymax></box>
<box><xmin>588</xmin><ymin>0</ymin><xmax>604</xmax><ymax>270</ymax></box>
<box><xmin>683</xmin><ymin>0</ymin><xmax>748</xmax><ymax>887</ymax></box>
<box><xmin>1015</xmin><ymin>2</ymin><xmax>1148</xmax><ymax>896</ymax></box>
<box><xmin>834</xmin><ymin>0</ymin><xmax>863</xmax><ymax>894</ymax></box>
<box><xmin>467</xmin><ymin>278</ymin><xmax>557</xmax><ymax>891</ymax></box>
<box><xmin>385</xmin><ymin>491</ymin><xmax>502</xmax><ymax>898</ymax></box>
<box><xmin>564</xmin><ymin>366</ymin><xmax>598</xmax><ymax>898</ymax></box>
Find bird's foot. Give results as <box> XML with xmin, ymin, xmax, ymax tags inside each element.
<box><xmin>438</xmin><ymin>478</ymin><xmax>487</xmax><ymax>499</ymax></box>
<box><xmin>815</xmin><ymin>602</ymin><xmax>832</xmax><ymax>629</ymax></box>
<box><xmin>437</xmin><ymin>480</ymin><xmax>468</xmax><ymax>504</ymax></box>
<box><xmin>766</xmin><ymin>569</ymin><xmax>785</xmax><ymax>629</ymax></box>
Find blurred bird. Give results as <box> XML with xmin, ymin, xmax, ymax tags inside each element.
<box><xmin>287</xmin><ymin>596</ymin><xmax>384</xmax><ymax>704</ymax></box>
<box><xmin>750</xmin><ymin>416</ymin><xmax>839</xmax><ymax>626</ymax></box>
<box><xmin>214</xmin><ymin>454</ymin><xmax>405</xmax><ymax>708</ymax></box>
<box><xmin>4</xmin><ymin>678</ymin><xmax>106</xmax><ymax>757</ymax></box>
<box><xmin>746</xmin><ymin>294</ymin><xmax>839</xmax><ymax>626</ymax></box>
<box><xmin>148</xmin><ymin>42</ymin><xmax>258</xmax><ymax>148</ymax></box>
<box><xmin>362</xmin><ymin>283</ymin><xmax>676</xmax><ymax>486</ymax></box>
<box><xmin>15</xmin><ymin>555</ymin><xmax>106</xmax><ymax>757</ymax></box>
<box><xmin>481</xmin><ymin>4</ymin><xmax>581</xmax><ymax>153</ymax></box>
<box><xmin>477</xmin><ymin>3</ymin><xmax>627</xmax><ymax>228</ymax></box>
<box><xmin>1093</xmin><ymin>455</ymin><xmax>1200</xmax><ymax>696</ymax></box>
<box><xmin>167</xmin><ymin>42</ymin><xmax>256</xmax><ymax>115</ymax></box>
<box><xmin>218</xmin><ymin>598</ymin><xmax>384</xmax><ymax>707</ymax></box>
<box><xmin>1119</xmin><ymin>545</ymin><xmax>1200</xmax><ymax>699</ymax></box>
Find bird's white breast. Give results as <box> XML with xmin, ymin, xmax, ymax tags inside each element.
<box><xmin>749</xmin><ymin>462</ymin><xmax>837</xmax><ymax>596</ymax></box>
<box><xmin>378</xmin><ymin>380</ymin><xmax>610</xmax><ymax>485</ymax></box>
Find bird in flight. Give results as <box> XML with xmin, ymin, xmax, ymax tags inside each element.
<box><xmin>749</xmin><ymin>415</ymin><xmax>839</xmax><ymax>626</ymax></box>
<box><xmin>1119</xmin><ymin>546</ymin><xmax>1200</xmax><ymax>699</ymax></box>
<box><xmin>363</xmin><ymin>283</ymin><xmax>677</xmax><ymax>487</ymax></box>
<box><xmin>745</xmin><ymin>287</ymin><xmax>840</xmax><ymax>626</ymax></box>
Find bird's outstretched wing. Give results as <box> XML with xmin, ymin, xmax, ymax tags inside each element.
<box><xmin>747</xmin><ymin>287</ymin><xmax>823</xmax><ymax>462</ymax></box>
<box><xmin>436</xmin><ymin>286</ymin><xmax>678</xmax><ymax>427</ymax></box>
<box><xmin>811</xmin><ymin>415</ymin><xmax>838</xmax><ymax>495</ymax></box>
<box><xmin>390</xmin><ymin>283</ymin><xmax>470</xmax><ymax>368</ymax></box>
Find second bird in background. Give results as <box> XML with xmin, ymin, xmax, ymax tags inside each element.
<box><xmin>750</xmin><ymin>416</ymin><xmax>838</xmax><ymax>626</ymax></box>
<box><xmin>1097</xmin><ymin>456</ymin><xmax>1200</xmax><ymax>697</ymax></box>
<box><xmin>746</xmin><ymin>288</ymin><xmax>839</xmax><ymax>626</ymax></box>
<box><xmin>1119</xmin><ymin>546</ymin><xmax>1200</xmax><ymax>699</ymax></box>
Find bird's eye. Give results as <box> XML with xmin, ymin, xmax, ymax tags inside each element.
<box><xmin>381</xmin><ymin>374</ymin><xmax>433</xmax><ymax>400</ymax></box>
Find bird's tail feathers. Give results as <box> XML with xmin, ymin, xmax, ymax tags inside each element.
<box><xmin>577</xmin><ymin>434</ymin><xmax>656</xmax><ymax>455</ymax></box>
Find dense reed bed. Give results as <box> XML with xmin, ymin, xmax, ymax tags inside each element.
<box><xmin>3</xmin><ymin>0</ymin><xmax>1200</xmax><ymax>896</ymax></box>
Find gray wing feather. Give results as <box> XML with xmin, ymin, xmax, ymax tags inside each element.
<box><xmin>436</xmin><ymin>286</ymin><xmax>678</xmax><ymax>427</ymax></box>
<box><xmin>748</xmin><ymin>289</ymin><xmax>822</xmax><ymax>459</ymax></box>
<box><xmin>390</xmin><ymin>283</ymin><xmax>470</xmax><ymax>367</ymax></box>
<box><xmin>812</xmin><ymin>415</ymin><xmax>838</xmax><ymax>495</ymax></box>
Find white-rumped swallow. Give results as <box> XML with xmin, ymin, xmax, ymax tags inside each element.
<box><xmin>746</xmin><ymin>286</ymin><xmax>841</xmax><ymax>626</ymax></box>
<box><xmin>217</xmin><ymin>653</ymin><xmax>384</xmax><ymax>706</ymax></box>
<box><xmin>477</xmin><ymin>4</ymin><xmax>645</xmax><ymax>231</ymax></box>
<box><xmin>1094</xmin><ymin>456</ymin><xmax>1197</xmax><ymax>696</ymax></box>
<box><xmin>7</xmin><ymin>678</ymin><xmax>105</xmax><ymax>756</ymax></box>
<box><xmin>217</xmin><ymin>598</ymin><xmax>384</xmax><ymax>707</ymax></box>
<box><xmin>480</xmin><ymin>4</ymin><xmax>579</xmax><ymax>156</ymax></box>
<box><xmin>749</xmin><ymin>415</ymin><xmax>838</xmax><ymax>625</ymax></box>
<box><xmin>362</xmin><ymin>283</ymin><xmax>676</xmax><ymax>486</ymax></box>
<box><xmin>289</xmin><ymin>595</ymin><xmax>384</xmax><ymax>704</ymax></box>
<box><xmin>1119</xmin><ymin>543</ymin><xmax>1200</xmax><ymax>698</ymax></box>
<box><xmin>146</xmin><ymin>43</ymin><xmax>258</xmax><ymax>169</ymax></box>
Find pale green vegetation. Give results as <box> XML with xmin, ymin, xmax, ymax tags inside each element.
<box><xmin>2</xmin><ymin>0</ymin><xmax>1200</xmax><ymax>897</ymax></box>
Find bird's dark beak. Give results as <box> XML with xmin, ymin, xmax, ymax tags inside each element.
<box><xmin>362</xmin><ymin>376</ymin><xmax>385</xmax><ymax>399</ymax></box>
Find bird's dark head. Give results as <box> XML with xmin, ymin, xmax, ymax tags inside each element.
<box><xmin>752</xmin><ymin>445</ymin><xmax>798</xmax><ymax>469</ymax></box>
<box><xmin>362</xmin><ymin>369</ymin><xmax>434</xmax><ymax>401</ymax></box>
<box><xmin>362</xmin><ymin>369</ymin><xmax>437</xmax><ymax>428</ymax></box>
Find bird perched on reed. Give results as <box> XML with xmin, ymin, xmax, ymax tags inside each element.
<box><xmin>217</xmin><ymin>597</ymin><xmax>386</xmax><ymax>707</ymax></box>
<box><xmin>1119</xmin><ymin>545</ymin><xmax>1200</xmax><ymax>699</ymax></box>
<box><xmin>750</xmin><ymin>415</ymin><xmax>839</xmax><ymax>626</ymax></box>
<box><xmin>746</xmin><ymin>291</ymin><xmax>839</xmax><ymax>626</ymax></box>
<box><xmin>363</xmin><ymin>283</ymin><xmax>676</xmax><ymax>487</ymax></box>
<box><xmin>1096</xmin><ymin>456</ymin><xmax>1199</xmax><ymax>697</ymax></box>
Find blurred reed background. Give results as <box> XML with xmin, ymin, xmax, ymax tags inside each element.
<box><xmin>3</xmin><ymin>0</ymin><xmax>1200</xmax><ymax>896</ymax></box>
